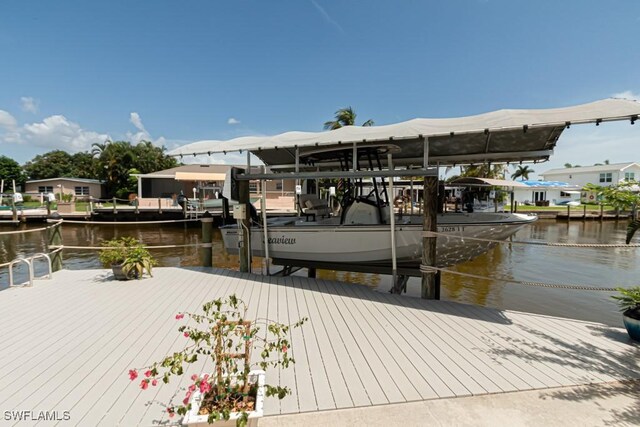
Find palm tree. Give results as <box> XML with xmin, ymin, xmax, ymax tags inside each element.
<box><xmin>323</xmin><ymin>107</ymin><xmax>374</xmax><ymax>130</ymax></box>
<box><xmin>511</xmin><ymin>165</ymin><xmax>534</xmax><ymax>181</ymax></box>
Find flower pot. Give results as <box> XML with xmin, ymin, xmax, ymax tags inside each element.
<box><xmin>111</xmin><ymin>264</ymin><xmax>133</xmax><ymax>281</ymax></box>
<box><xmin>623</xmin><ymin>309</ymin><xmax>640</xmax><ymax>342</ymax></box>
<box><xmin>182</xmin><ymin>370</ymin><xmax>265</xmax><ymax>427</ymax></box>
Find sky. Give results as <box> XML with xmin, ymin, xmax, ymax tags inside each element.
<box><xmin>0</xmin><ymin>0</ymin><xmax>639</xmax><ymax>179</ymax></box>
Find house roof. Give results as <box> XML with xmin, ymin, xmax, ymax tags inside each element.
<box><xmin>541</xmin><ymin>162</ymin><xmax>639</xmax><ymax>175</ymax></box>
<box><xmin>26</xmin><ymin>178</ymin><xmax>103</xmax><ymax>184</ymax></box>
<box><xmin>168</xmin><ymin>98</ymin><xmax>640</xmax><ymax>170</ymax></box>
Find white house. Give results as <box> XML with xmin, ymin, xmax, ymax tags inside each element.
<box><xmin>513</xmin><ymin>181</ymin><xmax>582</xmax><ymax>206</ymax></box>
<box><xmin>540</xmin><ymin>162</ymin><xmax>640</xmax><ymax>188</ymax></box>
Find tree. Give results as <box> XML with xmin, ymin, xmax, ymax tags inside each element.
<box><xmin>71</xmin><ymin>152</ymin><xmax>99</xmax><ymax>178</ymax></box>
<box><xmin>510</xmin><ymin>165</ymin><xmax>534</xmax><ymax>181</ymax></box>
<box><xmin>23</xmin><ymin>150</ymin><xmax>74</xmax><ymax>180</ymax></box>
<box><xmin>323</xmin><ymin>107</ymin><xmax>374</xmax><ymax>130</ymax></box>
<box><xmin>461</xmin><ymin>164</ymin><xmax>507</xmax><ymax>179</ymax></box>
<box><xmin>0</xmin><ymin>156</ymin><xmax>25</xmax><ymax>187</ymax></box>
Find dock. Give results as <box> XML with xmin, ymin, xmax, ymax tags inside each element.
<box><xmin>0</xmin><ymin>267</ymin><xmax>638</xmax><ymax>426</ymax></box>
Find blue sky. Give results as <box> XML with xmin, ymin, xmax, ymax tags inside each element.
<box><xmin>1</xmin><ymin>0</ymin><xmax>639</xmax><ymax>178</ymax></box>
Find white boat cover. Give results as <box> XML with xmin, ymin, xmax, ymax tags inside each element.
<box><xmin>168</xmin><ymin>98</ymin><xmax>640</xmax><ymax>167</ymax></box>
<box><xmin>449</xmin><ymin>177</ymin><xmax>529</xmax><ymax>188</ymax></box>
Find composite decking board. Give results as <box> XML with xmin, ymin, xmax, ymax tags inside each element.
<box><xmin>295</xmin><ymin>275</ymin><xmax>357</xmax><ymax>409</ymax></box>
<box><xmin>390</xmin><ymin>296</ymin><xmax>533</xmax><ymax>393</ymax></box>
<box><xmin>0</xmin><ymin>268</ymin><xmax>638</xmax><ymax>426</ymax></box>
<box><xmin>366</xmin><ymin>294</ymin><xmax>488</xmax><ymax>397</ymax></box>
<box><xmin>283</xmin><ymin>275</ymin><xmax>321</xmax><ymax>413</ymax></box>
<box><xmin>36</xmin><ymin>268</ymin><xmax>196</xmax><ymax>424</ymax></box>
<box><xmin>401</xmin><ymin>298</ymin><xmax>537</xmax><ymax>392</ymax></box>
<box><xmin>290</xmin><ymin>275</ymin><xmax>337</xmax><ymax>412</ymax></box>
<box><xmin>509</xmin><ymin>310</ymin><xmax>640</xmax><ymax>381</ymax></box>
<box><xmin>457</xmin><ymin>301</ymin><xmax>624</xmax><ymax>385</ymax></box>
<box><xmin>0</xmin><ymin>269</ymin><xmax>178</xmax><ymax>407</ymax></box>
<box><xmin>315</xmin><ymin>279</ymin><xmax>390</xmax><ymax>406</ymax></box>
<box><xmin>0</xmin><ymin>270</ymin><xmax>105</xmax><ymax>358</ymax></box>
<box><xmin>321</xmin><ymin>279</ymin><xmax>422</xmax><ymax>403</ymax></box>
<box><xmin>440</xmin><ymin>301</ymin><xmax>573</xmax><ymax>387</ymax></box>
<box><xmin>339</xmin><ymin>283</ymin><xmax>460</xmax><ymax>399</ymax></box>
<box><xmin>442</xmin><ymin>301</ymin><xmax>589</xmax><ymax>387</ymax></box>
<box><xmin>98</xmin><ymin>268</ymin><xmax>220</xmax><ymax>427</ymax></box>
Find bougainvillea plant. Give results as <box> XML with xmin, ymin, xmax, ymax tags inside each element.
<box><xmin>128</xmin><ymin>295</ymin><xmax>307</xmax><ymax>426</ymax></box>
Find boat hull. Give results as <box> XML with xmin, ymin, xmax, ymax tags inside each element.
<box><xmin>221</xmin><ymin>213</ymin><xmax>536</xmax><ymax>268</ymax></box>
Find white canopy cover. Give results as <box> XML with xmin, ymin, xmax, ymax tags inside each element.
<box><xmin>169</xmin><ymin>98</ymin><xmax>640</xmax><ymax>169</ymax></box>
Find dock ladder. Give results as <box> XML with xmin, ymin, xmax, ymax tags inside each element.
<box><xmin>7</xmin><ymin>253</ymin><xmax>53</xmax><ymax>287</ymax></box>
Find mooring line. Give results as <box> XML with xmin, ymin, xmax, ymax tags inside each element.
<box><xmin>421</xmin><ymin>231</ymin><xmax>640</xmax><ymax>248</ymax></box>
<box><xmin>0</xmin><ymin>220</ymin><xmax>63</xmax><ymax>236</ymax></box>
<box><xmin>419</xmin><ymin>264</ymin><xmax>618</xmax><ymax>291</ymax></box>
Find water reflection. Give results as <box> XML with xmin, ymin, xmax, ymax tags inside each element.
<box><xmin>1</xmin><ymin>219</ymin><xmax>638</xmax><ymax>326</ymax></box>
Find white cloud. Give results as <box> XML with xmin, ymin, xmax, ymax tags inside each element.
<box><xmin>0</xmin><ymin>110</ymin><xmax>17</xmax><ymax>129</ymax></box>
<box><xmin>227</xmin><ymin>117</ymin><xmax>240</xmax><ymax>125</ymax></box>
<box><xmin>20</xmin><ymin>97</ymin><xmax>39</xmax><ymax>114</ymax></box>
<box><xmin>21</xmin><ymin>115</ymin><xmax>109</xmax><ymax>151</ymax></box>
<box><xmin>612</xmin><ymin>90</ymin><xmax>640</xmax><ymax>101</ymax></box>
<box><xmin>126</xmin><ymin>111</ymin><xmax>167</xmax><ymax>146</ymax></box>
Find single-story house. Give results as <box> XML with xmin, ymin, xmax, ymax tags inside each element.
<box><xmin>133</xmin><ymin>164</ymin><xmax>296</xmax><ymax>200</ymax></box>
<box><xmin>24</xmin><ymin>178</ymin><xmax>104</xmax><ymax>200</ymax></box>
<box><xmin>540</xmin><ymin>162</ymin><xmax>640</xmax><ymax>188</ymax></box>
<box><xmin>513</xmin><ymin>180</ymin><xmax>582</xmax><ymax>206</ymax></box>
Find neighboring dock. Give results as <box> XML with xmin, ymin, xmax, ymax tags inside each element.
<box><xmin>0</xmin><ymin>267</ymin><xmax>638</xmax><ymax>426</ymax></box>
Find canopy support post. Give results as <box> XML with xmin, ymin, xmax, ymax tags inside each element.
<box><xmin>261</xmin><ymin>165</ymin><xmax>270</xmax><ymax>275</ymax></box>
<box><xmin>388</xmin><ymin>153</ymin><xmax>398</xmax><ymax>292</ymax></box>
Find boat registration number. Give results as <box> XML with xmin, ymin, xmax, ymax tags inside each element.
<box><xmin>438</xmin><ymin>226</ymin><xmax>464</xmax><ymax>232</ymax></box>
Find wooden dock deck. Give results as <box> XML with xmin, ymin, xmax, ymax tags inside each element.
<box><xmin>0</xmin><ymin>267</ymin><xmax>638</xmax><ymax>426</ymax></box>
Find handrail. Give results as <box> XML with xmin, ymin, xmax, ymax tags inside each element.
<box><xmin>9</xmin><ymin>258</ymin><xmax>33</xmax><ymax>287</ymax></box>
<box><xmin>6</xmin><ymin>252</ymin><xmax>54</xmax><ymax>287</ymax></box>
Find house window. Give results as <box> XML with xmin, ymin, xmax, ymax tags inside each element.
<box><xmin>74</xmin><ymin>186</ymin><xmax>90</xmax><ymax>196</ymax></box>
<box><xmin>249</xmin><ymin>182</ymin><xmax>258</xmax><ymax>192</ymax></box>
<box><xmin>599</xmin><ymin>173</ymin><xmax>612</xmax><ymax>183</ymax></box>
<box><xmin>276</xmin><ymin>182</ymin><xmax>283</xmax><ymax>191</ymax></box>
<box><xmin>625</xmin><ymin>172</ymin><xmax>635</xmax><ymax>181</ymax></box>
<box><xmin>38</xmin><ymin>186</ymin><xmax>53</xmax><ymax>193</ymax></box>
<box><xmin>560</xmin><ymin>191</ymin><xmax>571</xmax><ymax>197</ymax></box>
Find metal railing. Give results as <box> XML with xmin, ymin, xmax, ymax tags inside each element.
<box><xmin>7</xmin><ymin>253</ymin><xmax>53</xmax><ymax>287</ymax></box>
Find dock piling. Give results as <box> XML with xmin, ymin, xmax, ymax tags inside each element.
<box><xmin>200</xmin><ymin>212</ymin><xmax>213</xmax><ymax>267</ymax></box>
<box><xmin>47</xmin><ymin>214</ymin><xmax>63</xmax><ymax>272</ymax></box>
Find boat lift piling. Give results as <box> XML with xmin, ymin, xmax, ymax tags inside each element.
<box><xmin>421</xmin><ymin>137</ymin><xmax>439</xmax><ymax>300</ymax></box>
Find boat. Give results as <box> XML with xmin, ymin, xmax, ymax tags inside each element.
<box><xmin>220</xmin><ymin>210</ymin><xmax>536</xmax><ymax>268</ymax></box>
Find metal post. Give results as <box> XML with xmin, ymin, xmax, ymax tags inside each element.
<box><xmin>388</xmin><ymin>153</ymin><xmax>397</xmax><ymax>288</ymax></box>
<box><xmin>48</xmin><ymin>214</ymin><xmax>63</xmax><ymax>272</ymax></box>
<box><xmin>261</xmin><ymin>166</ymin><xmax>270</xmax><ymax>275</ymax></box>
<box><xmin>238</xmin><ymin>178</ymin><xmax>251</xmax><ymax>273</ymax></box>
<box><xmin>201</xmin><ymin>212</ymin><xmax>213</xmax><ymax>267</ymax></box>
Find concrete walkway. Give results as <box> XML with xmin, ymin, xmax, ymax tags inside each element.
<box><xmin>261</xmin><ymin>380</ymin><xmax>640</xmax><ymax>427</ymax></box>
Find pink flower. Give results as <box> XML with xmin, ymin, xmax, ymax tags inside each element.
<box><xmin>191</xmin><ymin>374</ymin><xmax>198</xmax><ymax>381</ymax></box>
<box><xmin>199</xmin><ymin>381</ymin><xmax>211</xmax><ymax>394</ymax></box>
<box><xmin>189</xmin><ymin>384</ymin><xmax>196</xmax><ymax>392</ymax></box>
<box><xmin>140</xmin><ymin>379</ymin><xmax>149</xmax><ymax>390</ymax></box>
<box><xmin>167</xmin><ymin>408</ymin><xmax>175</xmax><ymax>418</ymax></box>
<box><xmin>129</xmin><ymin>369</ymin><xmax>138</xmax><ymax>381</ymax></box>
<box><xmin>184</xmin><ymin>332</ymin><xmax>190</xmax><ymax>338</ymax></box>
<box><xmin>282</xmin><ymin>345</ymin><xmax>288</xmax><ymax>353</ymax></box>
<box><xmin>175</xmin><ymin>313</ymin><xmax>184</xmax><ymax>320</ymax></box>
<box><xmin>145</xmin><ymin>370</ymin><xmax>152</xmax><ymax>378</ymax></box>
<box><xmin>183</xmin><ymin>397</ymin><xmax>189</xmax><ymax>405</ymax></box>
<box><xmin>152</xmin><ymin>379</ymin><xmax>158</xmax><ymax>386</ymax></box>
<box><xmin>203</xmin><ymin>374</ymin><xmax>209</xmax><ymax>382</ymax></box>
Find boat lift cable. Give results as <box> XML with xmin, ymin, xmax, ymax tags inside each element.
<box><xmin>421</xmin><ymin>231</ymin><xmax>640</xmax><ymax>248</ymax></box>
<box><xmin>419</xmin><ymin>264</ymin><xmax>618</xmax><ymax>292</ymax></box>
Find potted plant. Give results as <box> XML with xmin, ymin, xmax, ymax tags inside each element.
<box><xmin>128</xmin><ymin>295</ymin><xmax>306</xmax><ymax>426</ymax></box>
<box><xmin>99</xmin><ymin>236</ymin><xmax>156</xmax><ymax>280</ymax></box>
<box><xmin>612</xmin><ymin>287</ymin><xmax>640</xmax><ymax>342</ymax></box>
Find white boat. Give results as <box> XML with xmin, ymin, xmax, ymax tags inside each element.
<box><xmin>221</xmin><ymin>210</ymin><xmax>536</xmax><ymax>268</ymax></box>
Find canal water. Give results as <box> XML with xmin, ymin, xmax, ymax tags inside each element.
<box><xmin>1</xmin><ymin>220</ymin><xmax>637</xmax><ymax>327</ymax></box>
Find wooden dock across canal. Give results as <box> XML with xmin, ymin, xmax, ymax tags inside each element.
<box><xmin>0</xmin><ymin>267</ymin><xmax>638</xmax><ymax>426</ymax></box>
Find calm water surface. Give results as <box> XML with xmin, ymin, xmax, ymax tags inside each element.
<box><xmin>1</xmin><ymin>220</ymin><xmax>637</xmax><ymax>327</ymax></box>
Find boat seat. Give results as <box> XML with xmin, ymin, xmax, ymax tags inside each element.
<box><xmin>298</xmin><ymin>195</ymin><xmax>331</xmax><ymax>221</ymax></box>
